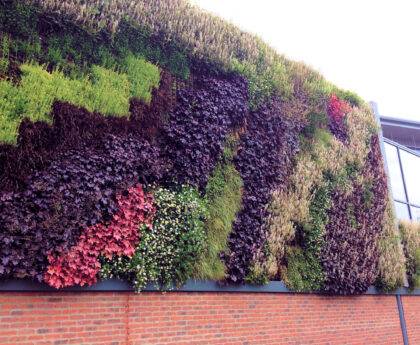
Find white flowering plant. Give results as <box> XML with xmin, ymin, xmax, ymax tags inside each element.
<box><xmin>100</xmin><ymin>185</ymin><xmax>207</xmax><ymax>291</ymax></box>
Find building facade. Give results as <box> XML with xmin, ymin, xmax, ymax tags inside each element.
<box><xmin>378</xmin><ymin>113</ymin><xmax>420</xmax><ymax>221</ymax></box>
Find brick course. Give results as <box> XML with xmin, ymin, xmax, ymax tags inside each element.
<box><xmin>403</xmin><ymin>296</ymin><xmax>420</xmax><ymax>345</ymax></box>
<box><xmin>0</xmin><ymin>292</ymin><xmax>417</xmax><ymax>344</ymax></box>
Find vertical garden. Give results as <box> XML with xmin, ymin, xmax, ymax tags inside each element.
<box><xmin>0</xmin><ymin>0</ymin><xmax>416</xmax><ymax>294</ymax></box>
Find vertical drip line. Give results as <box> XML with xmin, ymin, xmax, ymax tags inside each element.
<box><xmin>396</xmin><ymin>294</ymin><xmax>409</xmax><ymax>345</ymax></box>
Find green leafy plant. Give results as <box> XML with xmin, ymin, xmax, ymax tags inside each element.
<box><xmin>123</xmin><ymin>54</ymin><xmax>160</xmax><ymax>103</ymax></box>
<box><xmin>101</xmin><ymin>186</ymin><xmax>208</xmax><ymax>291</ymax></box>
<box><xmin>195</xmin><ymin>137</ymin><xmax>243</xmax><ymax>280</ymax></box>
<box><xmin>0</xmin><ymin>35</ymin><xmax>10</xmax><ymax>76</ymax></box>
<box><xmin>283</xmin><ymin>182</ymin><xmax>331</xmax><ymax>292</ymax></box>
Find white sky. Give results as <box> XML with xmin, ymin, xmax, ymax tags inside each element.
<box><xmin>191</xmin><ymin>0</ymin><xmax>420</xmax><ymax>121</ymax></box>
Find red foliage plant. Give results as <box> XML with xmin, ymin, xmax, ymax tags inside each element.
<box><xmin>327</xmin><ymin>94</ymin><xmax>351</xmax><ymax>141</ymax></box>
<box><xmin>44</xmin><ymin>185</ymin><xmax>155</xmax><ymax>288</ymax></box>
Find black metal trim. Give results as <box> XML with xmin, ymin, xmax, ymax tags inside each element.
<box><xmin>1</xmin><ymin>278</ymin><xmax>419</xmax><ymax>295</ymax></box>
<box><xmin>384</xmin><ymin>138</ymin><xmax>420</xmax><ymax>158</ymax></box>
<box><xmin>380</xmin><ymin>116</ymin><xmax>420</xmax><ymax>131</ymax></box>
<box><xmin>396</xmin><ymin>295</ymin><xmax>409</xmax><ymax>345</ymax></box>
<box><xmin>396</xmin><ymin>145</ymin><xmax>413</xmax><ymax>219</ymax></box>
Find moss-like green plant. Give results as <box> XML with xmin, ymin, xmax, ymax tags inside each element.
<box><xmin>283</xmin><ymin>182</ymin><xmax>331</xmax><ymax>291</ymax></box>
<box><xmin>101</xmin><ymin>186</ymin><xmax>208</xmax><ymax>291</ymax></box>
<box><xmin>232</xmin><ymin>55</ymin><xmax>292</xmax><ymax>109</ymax></box>
<box><xmin>0</xmin><ymin>35</ymin><xmax>10</xmax><ymax>76</ymax></box>
<box><xmin>415</xmin><ymin>250</ymin><xmax>420</xmax><ymax>289</ymax></box>
<box><xmin>195</xmin><ymin>138</ymin><xmax>243</xmax><ymax>280</ymax></box>
<box><xmin>283</xmin><ymin>246</ymin><xmax>324</xmax><ymax>292</ymax></box>
<box><xmin>123</xmin><ymin>54</ymin><xmax>160</xmax><ymax>103</ymax></box>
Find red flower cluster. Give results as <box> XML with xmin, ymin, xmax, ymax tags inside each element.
<box><xmin>44</xmin><ymin>185</ymin><xmax>155</xmax><ymax>288</ymax></box>
<box><xmin>327</xmin><ymin>94</ymin><xmax>351</xmax><ymax>141</ymax></box>
<box><xmin>327</xmin><ymin>94</ymin><xmax>351</xmax><ymax>122</ymax></box>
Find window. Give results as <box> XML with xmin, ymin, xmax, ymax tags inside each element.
<box><xmin>399</xmin><ymin>150</ymin><xmax>420</xmax><ymax>206</ymax></box>
<box><xmin>411</xmin><ymin>206</ymin><xmax>420</xmax><ymax>222</ymax></box>
<box><xmin>383</xmin><ymin>139</ymin><xmax>420</xmax><ymax>221</ymax></box>
<box><xmin>384</xmin><ymin>143</ymin><xmax>406</xmax><ymax>201</ymax></box>
<box><xmin>394</xmin><ymin>201</ymin><xmax>410</xmax><ymax>220</ymax></box>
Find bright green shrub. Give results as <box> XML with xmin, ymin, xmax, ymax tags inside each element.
<box><xmin>0</xmin><ymin>36</ymin><xmax>10</xmax><ymax>76</ymax></box>
<box><xmin>100</xmin><ymin>186</ymin><xmax>208</xmax><ymax>291</ymax></box>
<box><xmin>232</xmin><ymin>55</ymin><xmax>292</xmax><ymax>108</ymax></box>
<box><xmin>283</xmin><ymin>182</ymin><xmax>331</xmax><ymax>291</ymax></box>
<box><xmin>195</xmin><ymin>138</ymin><xmax>243</xmax><ymax>280</ymax></box>
<box><xmin>0</xmin><ymin>79</ymin><xmax>20</xmax><ymax>143</ymax></box>
<box><xmin>123</xmin><ymin>54</ymin><xmax>160</xmax><ymax>103</ymax></box>
<box><xmin>89</xmin><ymin>65</ymin><xmax>130</xmax><ymax>115</ymax></box>
<box><xmin>283</xmin><ymin>246</ymin><xmax>324</xmax><ymax>292</ymax></box>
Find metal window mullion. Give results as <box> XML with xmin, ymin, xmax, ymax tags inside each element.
<box><xmin>396</xmin><ymin>147</ymin><xmax>412</xmax><ymax>219</ymax></box>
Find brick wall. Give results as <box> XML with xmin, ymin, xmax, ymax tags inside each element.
<box><xmin>403</xmin><ymin>296</ymin><xmax>420</xmax><ymax>344</ymax></box>
<box><xmin>0</xmin><ymin>292</ymin><xmax>417</xmax><ymax>345</ymax></box>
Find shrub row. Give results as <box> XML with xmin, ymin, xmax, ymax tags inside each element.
<box><xmin>0</xmin><ymin>0</ymin><xmax>189</xmax><ymax>79</ymax></box>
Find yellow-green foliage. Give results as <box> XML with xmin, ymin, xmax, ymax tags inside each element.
<box><xmin>195</xmin><ymin>139</ymin><xmax>243</xmax><ymax>280</ymax></box>
<box><xmin>232</xmin><ymin>54</ymin><xmax>292</xmax><ymax>108</ymax></box>
<box><xmin>261</xmin><ymin>106</ymin><xmax>378</xmax><ymax>279</ymax></box>
<box><xmin>123</xmin><ymin>55</ymin><xmax>160</xmax><ymax>103</ymax></box>
<box><xmin>399</xmin><ymin>220</ymin><xmax>420</xmax><ymax>289</ymax></box>
<box><xmin>376</xmin><ymin>199</ymin><xmax>406</xmax><ymax>291</ymax></box>
<box><xmin>0</xmin><ymin>35</ymin><xmax>10</xmax><ymax>76</ymax></box>
<box><xmin>0</xmin><ymin>59</ymin><xmax>160</xmax><ymax>144</ymax></box>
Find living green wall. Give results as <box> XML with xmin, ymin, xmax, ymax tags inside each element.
<box><xmin>0</xmin><ymin>0</ymin><xmax>413</xmax><ymax>294</ymax></box>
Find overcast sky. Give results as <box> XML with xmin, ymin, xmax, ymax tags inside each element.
<box><xmin>192</xmin><ymin>0</ymin><xmax>420</xmax><ymax>121</ymax></box>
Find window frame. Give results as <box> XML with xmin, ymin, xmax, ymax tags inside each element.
<box><xmin>384</xmin><ymin>138</ymin><xmax>420</xmax><ymax>220</ymax></box>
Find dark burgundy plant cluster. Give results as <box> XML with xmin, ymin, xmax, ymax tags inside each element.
<box><xmin>321</xmin><ymin>136</ymin><xmax>388</xmax><ymax>294</ymax></box>
<box><xmin>223</xmin><ymin>99</ymin><xmax>302</xmax><ymax>283</ymax></box>
<box><xmin>0</xmin><ymin>132</ymin><xmax>165</xmax><ymax>281</ymax></box>
<box><xmin>162</xmin><ymin>73</ymin><xmax>249</xmax><ymax>189</ymax></box>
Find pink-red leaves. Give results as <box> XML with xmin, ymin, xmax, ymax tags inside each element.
<box><xmin>44</xmin><ymin>185</ymin><xmax>155</xmax><ymax>288</ymax></box>
<box><xmin>327</xmin><ymin>94</ymin><xmax>351</xmax><ymax>142</ymax></box>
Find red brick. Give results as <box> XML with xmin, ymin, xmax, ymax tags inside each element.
<box><xmin>0</xmin><ymin>292</ymin><xmax>418</xmax><ymax>344</ymax></box>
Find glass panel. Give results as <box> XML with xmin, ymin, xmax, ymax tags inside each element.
<box><xmin>399</xmin><ymin>149</ymin><xmax>420</xmax><ymax>205</ymax></box>
<box><xmin>410</xmin><ymin>206</ymin><xmax>420</xmax><ymax>222</ymax></box>
<box><xmin>394</xmin><ymin>201</ymin><xmax>410</xmax><ymax>220</ymax></box>
<box><xmin>384</xmin><ymin>143</ymin><xmax>406</xmax><ymax>201</ymax></box>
